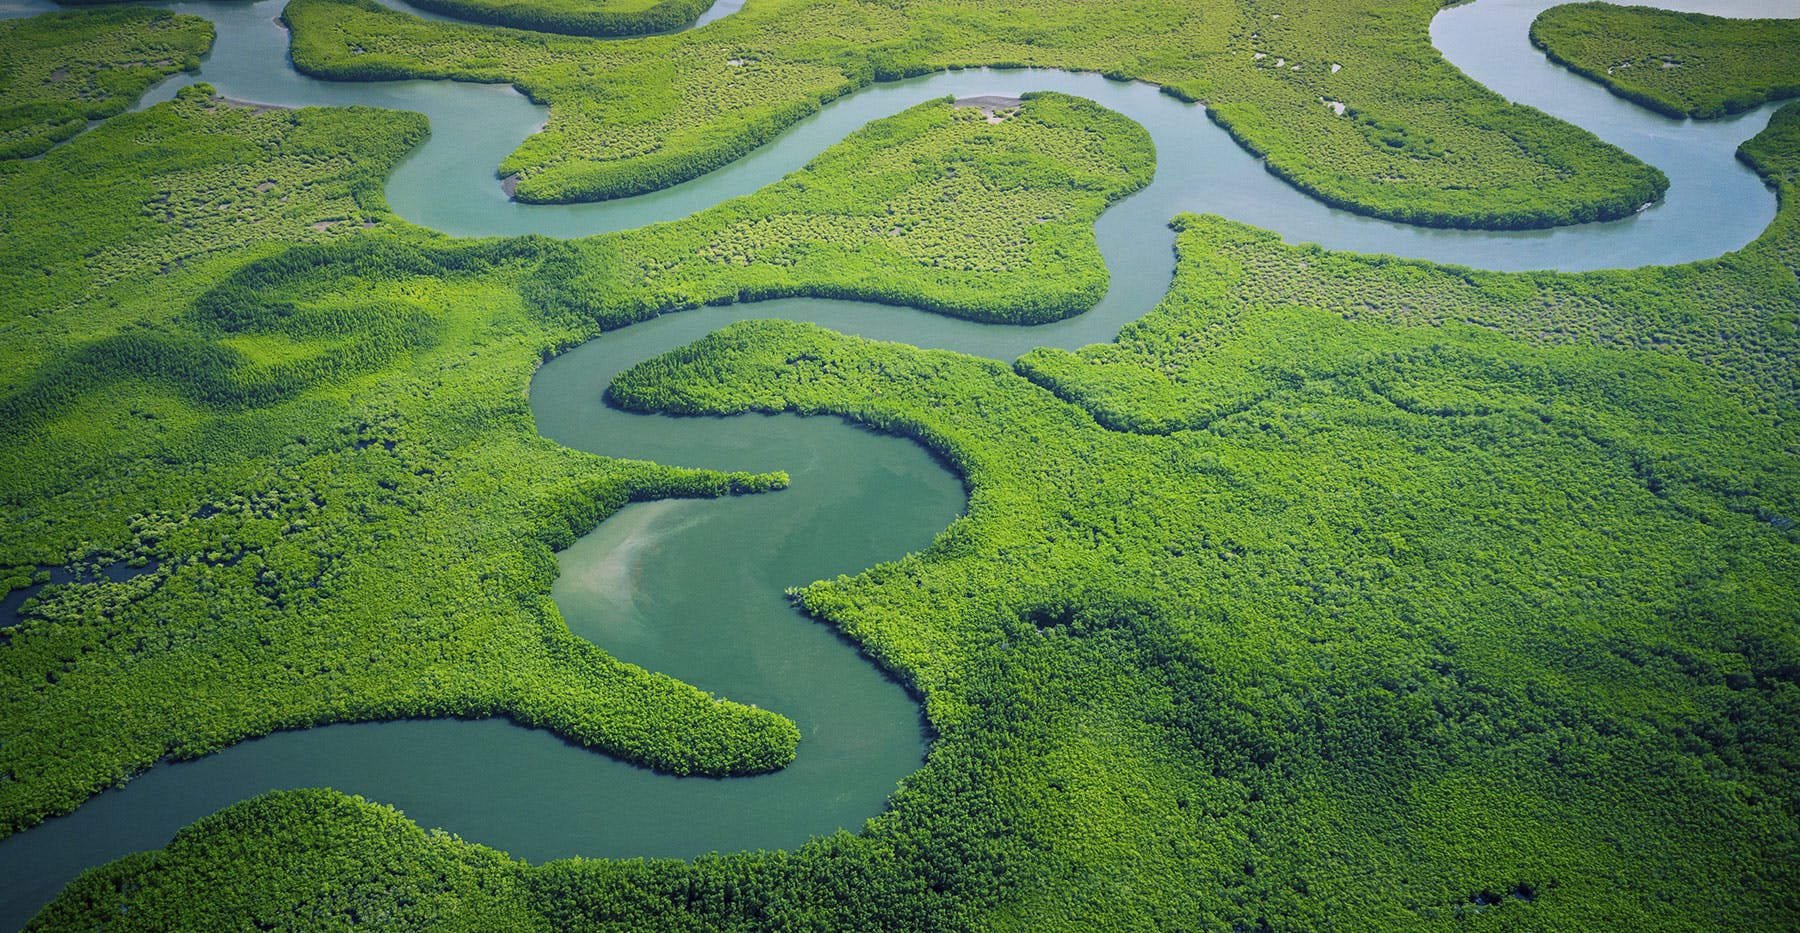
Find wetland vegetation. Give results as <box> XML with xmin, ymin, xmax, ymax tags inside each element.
<box><xmin>0</xmin><ymin>7</ymin><xmax>211</xmax><ymax>160</ymax></box>
<box><xmin>287</xmin><ymin>0</ymin><xmax>1667</xmax><ymax>228</ymax></box>
<box><xmin>0</xmin><ymin>87</ymin><xmax>1152</xmax><ymax>841</ymax></box>
<box><xmin>1532</xmin><ymin>1</ymin><xmax>1800</xmax><ymax>118</ymax></box>
<box><xmin>543</xmin><ymin>92</ymin><xmax>1155</xmax><ymax>327</ymax></box>
<box><xmin>2</xmin><ymin>0</ymin><xmax>1798</xmax><ymax>929</ymax></box>
<box><xmin>397</xmin><ymin>0</ymin><xmax>716</xmax><ymax>37</ymax></box>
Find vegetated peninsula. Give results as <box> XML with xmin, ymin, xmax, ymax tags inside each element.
<box><xmin>398</xmin><ymin>0</ymin><xmax>718</xmax><ymax>38</ymax></box>
<box><xmin>542</xmin><ymin>92</ymin><xmax>1155</xmax><ymax>327</ymax></box>
<box><xmin>1532</xmin><ymin>1</ymin><xmax>1800</xmax><ymax>118</ymax></box>
<box><xmin>286</xmin><ymin>0</ymin><xmax>1666</xmax><ymax>229</ymax></box>
<box><xmin>0</xmin><ymin>7</ymin><xmax>212</xmax><ymax>160</ymax></box>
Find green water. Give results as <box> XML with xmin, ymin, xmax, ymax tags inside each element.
<box><xmin>0</xmin><ymin>0</ymin><xmax>1794</xmax><ymax>926</ymax></box>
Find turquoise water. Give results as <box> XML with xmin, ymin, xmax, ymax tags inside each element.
<box><xmin>0</xmin><ymin>0</ymin><xmax>1793</xmax><ymax>926</ymax></box>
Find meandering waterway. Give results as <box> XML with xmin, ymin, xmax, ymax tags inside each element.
<box><xmin>0</xmin><ymin>0</ymin><xmax>1794</xmax><ymax>926</ymax></box>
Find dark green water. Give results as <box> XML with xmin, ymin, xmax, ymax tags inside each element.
<box><xmin>0</xmin><ymin>0</ymin><xmax>1793</xmax><ymax>926</ymax></box>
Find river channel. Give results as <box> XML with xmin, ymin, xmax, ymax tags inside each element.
<box><xmin>0</xmin><ymin>0</ymin><xmax>1793</xmax><ymax>926</ymax></box>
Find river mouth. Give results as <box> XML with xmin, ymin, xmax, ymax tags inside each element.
<box><xmin>0</xmin><ymin>0</ymin><xmax>1794</xmax><ymax>928</ymax></box>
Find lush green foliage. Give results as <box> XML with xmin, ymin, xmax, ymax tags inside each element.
<box><xmin>33</xmin><ymin>96</ymin><xmax>1800</xmax><ymax>933</ymax></box>
<box><xmin>543</xmin><ymin>92</ymin><xmax>1153</xmax><ymax>327</ymax></box>
<box><xmin>0</xmin><ymin>7</ymin><xmax>212</xmax><ymax>160</ymax></box>
<box><xmin>1017</xmin><ymin>213</ymin><xmax>1800</xmax><ymax>442</ymax></box>
<box><xmin>0</xmin><ymin>83</ymin><xmax>425</xmax><ymax>360</ymax></box>
<box><xmin>0</xmin><ymin>88</ymin><xmax>1147</xmax><ymax>838</ymax></box>
<box><xmin>1532</xmin><ymin>2</ymin><xmax>1800</xmax><ymax>119</ymax></box>
<box><xmin>615</xmin><ymin>310</ymin><xmax>1798</xmax><ymax>930</ymax></box>
<box><xmin>32</xmin><ymin>790</ymin><xmax>540</xmax><ymax>929</ymax></box>
<box><xmin>285</xmin><ymin>0</ymin><xmax>1664</xmax><ymax>228</ymax></box>
<box><xmin>0</xmin><ymin>99</ymin><xmax>784</xmax><ymax>836</ymax></box>
<box><xmin>400</xmin><ymin>0</ymin><xmax>714</xmax><ymax>38</ymax></box>
<box><xmin>13</xmin><ymin>4</ymin><xmax>1800</xmax><ymax>930</ymax></box>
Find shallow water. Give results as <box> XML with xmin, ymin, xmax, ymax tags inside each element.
<box><xmin>0</xmin><ymin>0</ymin><xmax>1794</xmax><ymax>927</ymax></box>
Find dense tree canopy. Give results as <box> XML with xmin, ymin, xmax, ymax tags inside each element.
<box><xmin>285</xmin><ymin>0</ymin><xmax>1666</xmax><ymax>228</ymax></box>
<box><xmin>0</xmin><ymin>86</ymin><xmax>1148</xmax><ymax>839</ymax></box>
<box><xmin>5</xmin><ymin>2</ymin><xmax>1798</xmax><ymax>930</ymax></box>
<box><xmin>1532</xmin><ymin>2</ymin><xmax>1800</xmax><ymax>118</ymax></box>
<box><xmin>399</xmin><ymin>0</ymin><xmax>717</xmax><ymax>38</ymax></box>
<box><xmin>0</xmin><ymin>7</ymin><xmax>212</xmax><ymax>160</ymax></box>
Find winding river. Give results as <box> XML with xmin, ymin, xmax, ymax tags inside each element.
<box><xmin>1</xmin><ymin>0</ymin><xmax>1795</xmax><ymax>926</ymax></box>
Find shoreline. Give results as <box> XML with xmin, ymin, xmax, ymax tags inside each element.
<box><xmin>214</xmin><ymin>94</ymin><xmax>294</xmax><ymax>112</ymax></box>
